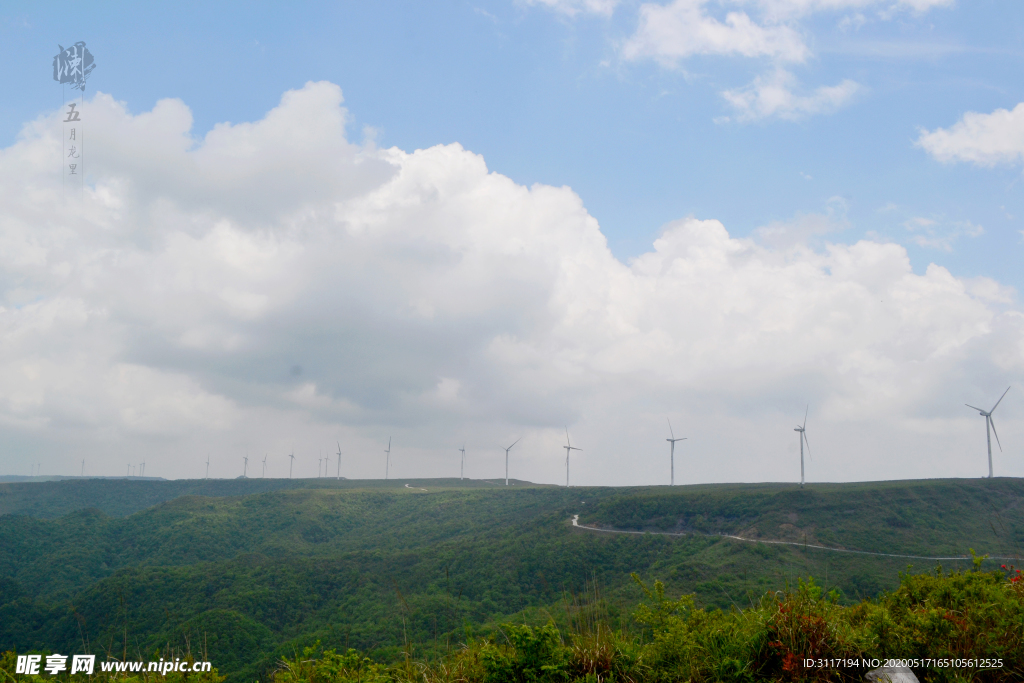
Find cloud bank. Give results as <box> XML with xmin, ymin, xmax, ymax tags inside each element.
<box><xmin>1</xmin><ymin>82</ymin><xmax>1021</xmax><ymax>484</ymax></box>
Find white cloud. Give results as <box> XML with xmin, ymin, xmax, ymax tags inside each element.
<box><xmin>903</xmin><ymin>216</ymin><xmax>984</xmax><ymax>252</ymax></box>
<box><xmin>523</xmin><ymin>0</ymin><xmax>619</xmax><ymax>16</ymax></box>
<box><xmin>1</xmin><ymin>82</ymin><xmax>1022</xmax><ymax>484</ymax></box>
<box><xmin>917</xmin><ymin>103</ymin><xmax>1024</xmax><ymax>167</ymax></box>
<box><xmin>721</xmin><ymin>67</ymin><xmax>861</xmax><ymax>121</ymax></box>
<box><xmin>622</xmin><ymin>0</ymin><xmax>809</xmax><ymax>65</ymax></box>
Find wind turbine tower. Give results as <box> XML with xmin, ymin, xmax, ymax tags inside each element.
<box><xmin>289</xmin><ymin>451</ymin><xmax>295</xmax><ymax>479</ymax></box>
<box><xmin>666</xmin><ymin>419</ymin><xmax>686</xmax><ymax>486</ymax></box>
<box><xmin>794</xmin><ymin>406</ymin><xmax>810</xmax><ymax>488</ymax></box>
<box><xmin>262</xmin><ymin>454</ymin><xmax>268</xmax><ymax>478</ymax></box>
<box><xmin>384</xmin><ymin>437</ymin><xmax>391</xmax><ymax>480</ymax></box>
<box><xmin>336</xmin><ymin>442</ymin><xmax>342</xmax><ymax>480</ymax></box>
<box><xmin>504</xmin><ymin>438</ymin><xmax>520</xmax><ymax>486</ymax></box>
<box><xmin>966</xmin><ymin>386</ymin><xmax>1011</xmax><ymax>478</ymax></box>
<box><xmin>563</xmin><ymin>428</ymin><xmax>581</xmax><ymax>487</ymax></box>
<box><xmin>324</xmin><ymin>452</ymin><xmax>331</xmax><ymax>480</ymax></box>
<box><xmin>459</xmin><ymin>445</ymin><xmax>466</xmax><ymax>481</ymax></box>
<box><xmin>205</xmin><ymin>454</ymin><xmax>210</xmax><ymax>479</ymax></box>
<box><xmin>81</xmin><ymin>459</ymin><xmax>84</xmax><ymax>477</ymax></box>
<box><xmin>243</xmin><ymin>455</ymin><xmax>248</xmax><ymax>478</ymax></box>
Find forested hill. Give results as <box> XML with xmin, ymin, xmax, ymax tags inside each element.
<box><xmin>0</xmin><ymin>477</ymin><xmax>535</xmax><ymax>518</ymax></box>
<box><xmin>0</xmin><ymin>477</ymin><xmax>1021</xmax><ymax>683</ymax></box>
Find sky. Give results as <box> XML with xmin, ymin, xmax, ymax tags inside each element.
<box><xmin>1</xmin><ymin>0</ymin><xmax>1023</xmax><ymax>484</ymax></box>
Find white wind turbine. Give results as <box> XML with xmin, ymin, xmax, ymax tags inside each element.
<box><xmin>384</xmin><ymin>437</ymin><xmax>391</xmax><ymax>480</ymax></box>
<box><xmin>262</xmin><ymin>454</ymin><xmax>268</xmax><ymax>478</ymax></box>
<box><xmin>459</xmin><ymin>445</ymin><xmax>466</xmax><ymax>481</ymax></box>
<box><xmin>317</xmin><ymin>451</ymin><xmax>323</xmax><ymax>478</ymax></box>
<box><xmin>336</xmin><ymin>442</ymin><xmax>342</xmax><ymax>480</ymax></box>
<box><xmin>666</xmin><ymin>419</ymin><xmax>686</xmax><ymax>486</ymax></box>
<box><xmin>966</xmin><ymin>386</ymin><xmax>1011</xmax><ymax>478</ymax></box>
<box><xmin>289</xmin><ymin>451</ymin><xmax>296</xmax><ymax>479</ymax></box>
<box><xmin>324</xmin><ymin>451</ymin><xmax>331</xmax><ymax>480</ymax></box>
<box><xmin>243</xmin><ymin>455</ymin><xmax>249</xmax><ymax>478</ymax></box>
<box><xmin>140</xmin><ymin>460</ymin><xmax>146</xmax><ymax>477</ymax></box>
<box><xmin>504</xmin><ymin>438</ymin><xmax>520</xmax><ymax>486</ymax></box>
<box><xmin>794</xmin><ymin>406</ymin><xmax>810</xmax><ymax>487</ymax></box>
<box><xmin>563</xmin><ymin>428</ymin><xmax>580</xmax><ymax>487</ymax></box>
<box><xmin>81</xmin><ymin>459</ymin><xmax>85</xmax><ymax>477</ymax></box>
<box><xmin>205</xmin><ymin>454</ymin><xmax>210</xmax><ymax>479</ymax></box>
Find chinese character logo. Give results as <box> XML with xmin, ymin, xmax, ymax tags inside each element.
<box><xmin>53</xmin><ymin>42</ymin><xmax>96</xmax><ymax>91</ymax></box>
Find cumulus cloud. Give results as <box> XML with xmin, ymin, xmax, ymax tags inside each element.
<box><xmin>617</xmin><ymin>0</ymin><xmax>949</xmax><ymax>123</ymax></box>
<box><xmin>623</xmin><ymin>0</ymin><xmax>809</xmax><ymax>64</ymax></box>
<box><xmin>1</xmin><ymin>82</ymin><xmax>1022</xmax><ymax>484</ymax></box>
<box><xmin>720</xmin><ymin>67</ymin><xmax>861</xmax><ymax>121</ymax></box>
<box><xmin>917</xmin><ymin>103</ymin><xmax>1024</xmax><ymax>166</ymax></box>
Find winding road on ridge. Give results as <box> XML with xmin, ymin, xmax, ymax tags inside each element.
<box><xmin>570</xmin><ymin>515</ymin><xmax>1024</xmax><ymax>562</ymax></box>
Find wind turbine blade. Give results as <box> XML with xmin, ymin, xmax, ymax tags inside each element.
<box><xmin>667</xmin><ymin>418</ymin><xmax>674</xmax><ymax>440</ymax></box>
<box><xmin>565</xmin><ymin>426</ymin><xmax>572</xmax><ymax>448</ymax></box>
<box><xmin>803</xmin><ymin>432</ymin><xmax>810</xmax><ymax>458</ymax></box>
<box><xmin>965</xmin><ymin>404</ymin><xmax>986</xmax><ymax>412</ymax></box>
<box><xmin>991</xmin><ymin>386</ymin><xmax>1011</xmax><ymax>414</ymax></box>
<box><xmin>990</xmin><ymin>416</ymin><xmax>1003</xmax><ymax>452</ymax></box>
<box><xmin>508</xmin><ymin>438</ymin><xmax>521</xmax><ymax>450</ymax></box>
<box><xmin>803</xmin><ymin>404</ymin><xmax>808</xmax><ymax>430</ymax></box>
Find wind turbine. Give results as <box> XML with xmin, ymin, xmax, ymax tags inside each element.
<box><xmin>794</xmin><ymin>406</ymin><xmax>810</xmax><ymax>488</ymax></box>
<box><xmin>205</xmin><ymin>454</ymin><xmax>210</xmax><ymax>479</ymax></box>
<box><xmin>140</xmin><ymin>460</ymin><xmax>145</xmax><ymax>477</ymax></box>
<box><xmin>324</xmin><ymin>451</ymin><xmax>331</xmax><ymax>480</ymax></box>
<box><xmin>503</xmin><ymin>438</ymin><xmax>520</xmax><ymax>486</ymax></box>
<box><xmin>666</xmin><ymin>419</ymin><xmax>687</xmax><ymax>486</ymax></box>
<box><xmin>262</xmin><ymin>454</ymin><xmax>268</xmax><ymax>478</ymax></box>
<box><xmin>384</xmin><ymin>437</ymin><xmax>391</xmax><ymax>480</ymax></box>
<box><xmin>81</xmin><ymin>459</ymin><xmax>84</xmax><ymax>477</ymax></box>
<box><xmin>243</xmin><ymin>455</ymin><xmax>249</xmax><ymax>478</ymax></box>
<box><xmin>459</xmin><ymin>445</ymin><xmax>466</xmax><ymax>481</ymax></box>
<box><xmin>127</xmin><ymin>463</ymin><xmax>131</xmax><ymax>477</ymax></box>
<box><xmin>289</xmin><ymin>451</ymin><xmax>295</xmax><ymax>479</ymax></box>
<box><xmin>317</xmin><ymin>451</ymin><xmax>323</xmax><ymax>478</ymax></box>
<box><xmin>966</xmin><ymin>386</ymin><xmax>1011</xmax><ymax>478</ymax></box>
<box><xmin>336</xmin><ymin>442</ymin><xmax>342</xmax><ymax>480</ymax></box>
<box><xmin>563</xmin><ymin>428</ymin><xmax>581</xmax><ymax>487</ymax></box>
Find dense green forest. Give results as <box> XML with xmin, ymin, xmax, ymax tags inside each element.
<box><xmin>0</xmin><ymin>477</ymin><xmax>1021</xmax><ymax>682</ymax></box>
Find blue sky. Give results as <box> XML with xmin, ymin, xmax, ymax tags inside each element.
<box><xmin>1</xmin><ymin>1</ymin><xmax>1023</xmax><ymax>483</ymax></box>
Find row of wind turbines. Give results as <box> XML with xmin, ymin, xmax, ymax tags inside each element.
<box><xmin>210</xmin><ymin>387</ymin><xmax>1013</xmax><ymax>487</ymax></box>
<box><xmin>791</xmin><ymin>387</ymin><xmax>1013</xmax><ymax>487</ymax></box>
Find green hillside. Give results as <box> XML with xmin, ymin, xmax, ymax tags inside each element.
<box><xmin>0</xmin><ymin>478</ymin><xmax>1021</xmax><ymax>682</ymax></box>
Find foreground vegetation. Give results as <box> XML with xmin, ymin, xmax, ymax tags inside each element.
<box><xmin>4</xmin><ymin>563</ymin><xmax>1022</xmax><ymax>682</ymax></box>
<box><xmin>0</xmin><ymin>478</ymin><xmax>1020</xmax><ymax>682</ymax></box>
